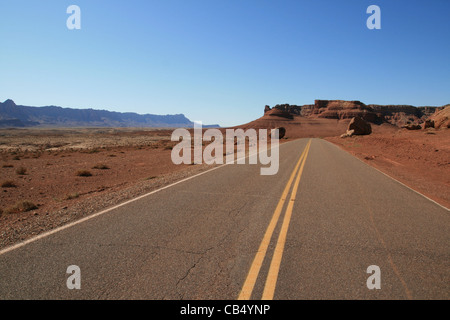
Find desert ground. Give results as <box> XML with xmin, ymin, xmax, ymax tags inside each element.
<box><xmin>0</xmin><ymin>124</ymin><xmax>448</xmax><ymax>250</ymax></box>
<box><xmin>0</xmin><ymin>128</ymin><xmax>211</xmax><ymax>248</ymax></box>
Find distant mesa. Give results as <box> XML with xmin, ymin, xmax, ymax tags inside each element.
<box><xmin>264</xmin><ymin>107</ymin><xmax>294</xmax><ymax>120</ymax></box>
<box><xmin>0</xmin><ymin>99</ymin><xmax>219</xmax><ymax>128</ymax></box>
<box><xmin>239</xmin><ymin>99</ymin><xmax>448</xmax><ymax>139</ymax></box>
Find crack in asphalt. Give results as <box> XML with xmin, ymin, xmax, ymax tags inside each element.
<box><xmin>173</xmin><ymin>202</ymin><xmax>248</xmax><ymax>299</ymax></box>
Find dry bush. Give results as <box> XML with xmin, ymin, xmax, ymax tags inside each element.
<box><xmin>15</xmin><ymin>166</ymin><xmax>27</xmax><ymax>175</ymax></box>
<box><xmin>5</xmin><ymin>201</ymin><xmax>38</xmax><ymax>214</ymax></box>
<box><xmin>92</xmin><ymin>164</ymin><xmax>109</xmax><ymax>170</ymax></box>
<box><xmin>1</xmin><ymin>180</ymin><xmax>17</xmax><ymax>188</ymax></box>
<box><xmin>64</xmin><ymin>192</ymin><xmax>80</xmax><ymax>200</ymax></box>
<box><xmin>76</xmin><ymin>170</ymin><xmax>92</xmax><ymax>177</ymax></box>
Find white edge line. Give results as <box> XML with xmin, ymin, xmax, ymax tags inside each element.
<box><xmin>0</xmin><ymin>138</ymin><xmax>294</xmax><ymax>256</ymax></box>
<box><xmin>325</xmin><ymin>139</ymin><xmax>450</xmax><ymax>212</ymax></box>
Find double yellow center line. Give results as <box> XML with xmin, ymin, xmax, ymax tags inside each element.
<box><xmin>238</xmin><ymin>139</ymin><xmax>312</xmax><ymax>300</ymax></box>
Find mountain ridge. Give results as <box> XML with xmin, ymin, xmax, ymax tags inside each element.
<box><xmin>0</xmin><ymin>99</ymin><xmax>219</xmax><ymax>128</ymax></box>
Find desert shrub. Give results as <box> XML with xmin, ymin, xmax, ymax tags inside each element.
<box><xmin>1</xmin><ymin>180</ymin><xmax>17</xmax><ymax>188</ymax></box>
<box><xmin>64</xmin><ymin>192</ymin><xmax>80</xmax><ymax>200</ymax></box>
<box><xmin>15</xmin><ymin>166</ymin><xmax>27</xmax><ymax>175</ymax></box>
<box><xmin>5</xmin><ymin>201</ymin><xmax>38</xmax><ymax>214</ymax></box>
<box><xmin>76</xmin><ymin>170</ymin><xmax>92</xmax><ymax>177</ymax></box>
<box><xmin>92</xmin><ymin>164</ymin><xmax>109</xmax><ymax>170</ymax></box>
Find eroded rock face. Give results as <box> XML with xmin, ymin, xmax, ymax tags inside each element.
<box><xmin>348</xmin><ymin>116</ymin><xmax>372</xmax><ymax>135</ymax></box>
<box><xmin>423</xmin><ymin>119</ymin><xmax>435</xmax><ymax>129</ymax></box>
<box><xmin>314</xmin><ymin>100</ymin><xmax>382</xmax><ymax>124</ymax></box>
<box><xmin>264</xmin><ymin>108</ymin><xmax>294</xmax><ymax>119</ymax></box>
<box><xmin>263</xmin><ymin>100</ymin><xmax>445</xmax><ymax>127</ymax></box>
<box><xmin>431</xmin><ymin>105</ymin><xmax>450</xmax><ymax>129</ymax></box>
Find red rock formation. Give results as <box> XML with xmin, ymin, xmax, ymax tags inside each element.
<box><xmin>348</xmin><ymin>116</ymin><xmax>372</xmax><ymax>135</ymax></box>
<box><xmin>431</xmin><ymin>105</ymin><xmax>450</xmax><ymax>129</ymax></box>
<box><xmin>265</xmin><ymin>100</ymin><xmax>444</xmax><ymax>128</ymax></box>
<box><xmin>264</xmin><ymin>108</ymin><xmax>294</xmax><ymax>119</ymax></box>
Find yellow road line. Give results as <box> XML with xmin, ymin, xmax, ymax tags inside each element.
<box><xmin>238</xmin><ymin>139</ymin><xmax>311</xmax><ymax>300</ymax></box>
<box><xmin>261</xmin><ymin>140</ymin><xmax>311</xmax><ymax>299</ymax></box>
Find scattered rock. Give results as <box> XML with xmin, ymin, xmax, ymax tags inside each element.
<box><xmin>402</xmin><ymin>124</ymin><xmax>422</xmax><ymax>130</ymax></box>
<box><xmin>340</xmin><ymin>129</ymin><xmax>355</xmax><ymax>138</ymax></box>
<box><xmin>277</xmin><ymin>127</ymin><xmax>286</xmax><ymax>139</ymax></box>
<box><xmin>423</xmin><ymin>119</ymin><xmax>435</xmax><ymax>129</ymax></box>
<box><xmin>348</xmin><ymin>116</ymin><xmax>372</xmax><ymax>135</ymax></box>
<box><xmin>268</xmin><ymin>127</ymin><xmax>286</xmax><ymax>139</ymax></box>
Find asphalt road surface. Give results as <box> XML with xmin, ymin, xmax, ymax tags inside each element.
<box><xmin>0</xmin><ymin>138</ymin><xmax>448</xmax><ymax>299</ymax></box>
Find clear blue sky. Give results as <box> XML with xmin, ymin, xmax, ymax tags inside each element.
<box><xmin>1</xmin><ymin>0</ymin><xmax>449</xmax><ymax>127</ymax></box>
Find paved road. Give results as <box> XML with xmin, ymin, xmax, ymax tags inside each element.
<box><xmin>0</xmin><ymin>138</ymin><xmax>448</xmax><ymax>299</ymax></box>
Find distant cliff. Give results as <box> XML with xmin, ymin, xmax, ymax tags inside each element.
<box><xmin>265</xmin><ymin>100</ymin><xmax>445</xmax><ymax>126</ymax></box>
<box><xmin>0</xmin><ymin>99</ymin><xmax>219</xmax><ymax>128</ymax></box>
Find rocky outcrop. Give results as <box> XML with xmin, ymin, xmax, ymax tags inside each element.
<box><xmin>402</xmin><ymin>124</ymin><xmax>422</xmax><ymax>130</ymax></box>
<box><xmin>340</xmin><ymin>117</ymin><xmax>372</xmax><ymax>138</ymax></box>
<box><xmin>369</xmin><ymin>104</ymin><xmax>437</xmax><ymax>126</ymax></box>
<box><xmin>348</xmin><ymin>116</ymin><xmax>372</xmax><ymax>135</ymax></box>
<box><xmin>267</xmin><ymin>127</ymin><xmax>286</xmax><ymax>139</ymax></box>
<box><xmin>264</xmin><ymin>100</ymin><xmax>445</xmax><ymax>128</ymax></box>
<box><xmin>277</xmin><ymin>127</ymin><xmax>286</xmax><ymax>139</ymax></box>
<box><xmin>423</xmin><ymin>119</ymin><xmax>435</xmax><ymax>129</ymax></box>
<box><xmin>269</xmin><ymin>104</ymin><xmax>314</xmax><ymax>117</ymax></box>
<box><xmin>264</xmin><ymin>107</ymin><xmax>294</xmax><ymax>119</ymax></box>
<box><xmin>313</xmin><ymin>100</ymin><xmax>382</xmax><ymax>123</ymax></box>
<box><xmin>431</xmin><ymin>105</ymin><xmax>450</xmax><ymax>129</ymax></box>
